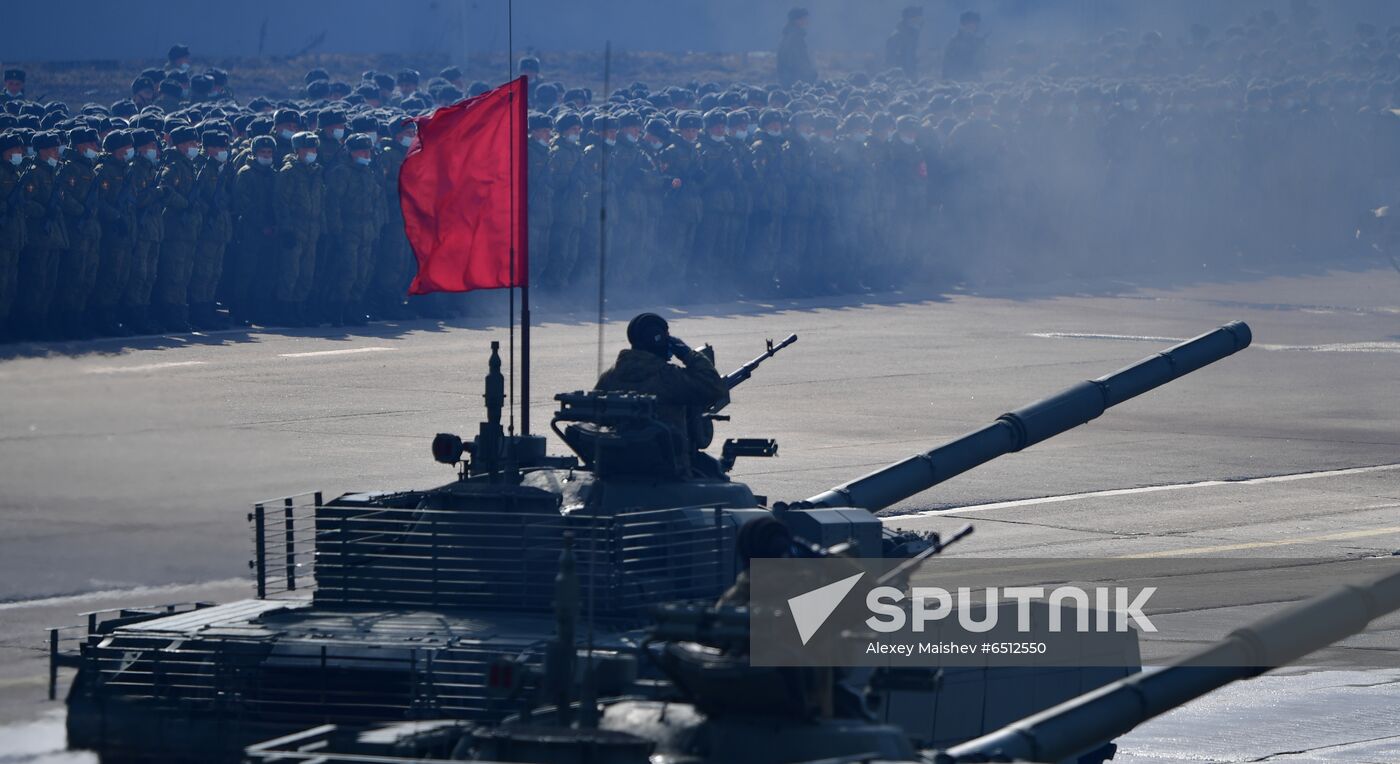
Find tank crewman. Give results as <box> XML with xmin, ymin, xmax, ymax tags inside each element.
<box><xmin>2</xmin><ymin>70</ymin><xmax>26</xmax><ymax>103</ymax></box>
<box><xmin>189</xmin><ymin>131</ymin><xmax>233</xmax><ymax>330</ymax></box>
<box><xmin>323</xmin><ymin>133</ymin><xmax>383</xmax><ymax>326</ymax></box>
<box><xmin>153</xmin><ymin>125</ymin><xmax>201</xmax><ymax>332</ymax></box>
<box><xmin>228</xmin><ymin>135</ymin><xmax>278</xmax><ymax>324</ymax></box>
<box><xmin>526</xmin><ymin>112</ymin><xmax>554</xmax><ymax>287</ymax></box>
<box><xmin>0</xmin><ymin>133</ymin><xmax>26</xmax><ymax>337</ymax></box>
<box><xmin>272</xmin><ymin>131</ymin><xmax>324</xmax><ymax>325</ymax></box>
<box><xmin>369</xmin><ymin>117</ymin><xmax>414</xmax><ymax>319</ymax></box>
<box><xmin>656</xmin><ymin>112</ymin><xmax>704</xmax><ymax>281</ymax></box>
<box><xmin>122</xmin><ymin>128</ymin><xmax>164</xmax><ymax>334</ymax></box>
<box><xmin>91</xmin><ymin>130</ymin><xmax>137</xmax><ymax>335</ymax></box>
<box><xmin>694</xmin><ymin>108</ymin><xmax>740</xmax><ymax>281</ymax></box>
<box><xmin>545</xmin><ymin>111</ymin><xmax>586</xmax><ymax>290</ymax></box>
<box><xmin>53</xmin><ymin>127</ymin><xmax>103</xmax><ymax>338</ymax></box>
<box><xmin>16</xmin><ymin>131</ymin><xmax>68</xmax><ymax>339</ymax></box>
<box><xmin>594</xmin><ymin>312</ymin><xmax>728</xmax><ymax>465</ymax></box>
<box><xmin>885</xmin><ymin>6</ymin><xmax>923</xmax><ymax>78</ymax></box>
<box><xmin>777</xmin><ymin>7</ymin><xmax>818</xmax><ymax>86</ymax></box>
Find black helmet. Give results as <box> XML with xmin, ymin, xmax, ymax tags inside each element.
<box><xmin>626</xmin><ymin>313</ymin><xmax>670</xmax><ymax>357</ymax></box>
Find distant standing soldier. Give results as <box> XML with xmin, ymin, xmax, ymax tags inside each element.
<box><xmin>90</xmin><ymin>131</ymin><xmax>137</xmax><ymax>335</ymax></box>
<box><xmin>189</xmin><ymin>132</ymin><xmax>233</xmax><ymax>330</ymax></box>
<box><xmin>153</xmin><ymin>125</ymin><xmax>202</xmax><ymax>332</ymax></box>
<box><xmin>694</xmin><ymin>108</ymin><xmax>741</xmax><ymax>281</ymax></box>
<box><xmin>2</xmin><ymin>69</ymin><xmax>26</xmax><ymax>103</ymax></box>
<box><xmin>886</xmin><ymin>6</ymin><xmax>923</xmax><ymax>78</ymax></box>
<box><xmin>656</xmin><ymin>113</ymin><xmax>705</xmax><ymax>282</ymax></box>
<box><xmin>369</xmin><ymin>118</ymin><xmax>415</xmax><ymax>319</ymax></box>
<box><xmin>0</xmin><ymin>133</ymin><xmax>27</xmax><ymax>337</ymax></box>
<box><xmin>122</xmin><ymin>129</ymin><xmax>165</xmax><ymax>334</ymax></box>
<box><xmin>526</xmin><ymin>112</ymin><xmax>555</xmax><ymax>287</ymax></box>
<box><xmin>747</xmin><ymin>110</ymin><xmax>787</xmax><ymax>286</ymax></box>
<box><xmin>229</xmin><ymin>136</ymin><xmax>278</xmax><ymax>324</ymax></box>
<box><xmin>545</xmin><ymin>112</ymin><xmax>586</xmax><ymax>290</ymax></box>
<box><xmin>777</xmin><ymin>8</ymin><xmax>818</xmax><ymax>86</ymax></box>
<box><xmin>53</xmin><ymin>127</ymin><xmax>103</xmax><ymax>339</ymax></box>
<box><xmin>16</xmin><ymin>131</ymin><xmax>69</xmax><ymax>339</ymax></box>
<box><xmin>725</xmin><ymin>110</ymin><xmax>756</xmax><ymax>265</ymax></box>
<box><xmin>942</xmin><ymin>11</ymin><xmax>986</xmax><ymax>81</ymax></box>
<box><xmin>611</xmin><ymin>111</ymin><xmax>660</xmax><ymax>287</ymax></box>
<box><xmin>886</xmin><ymin>115</ymin><xmax>930</xmax><ymax>275</ymax></box>
<box><xmin>273</xmin><ymin>132</ymin><xmax>324</xmax><ymax>325</ymax></box>
<box><xmin>323</xmin><ymin>133</ymin><xmax>383</xmax><ymax>326</ymax></box>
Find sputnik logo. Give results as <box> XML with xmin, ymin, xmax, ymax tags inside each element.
<box><xmin>788</xmin><ymin>572</ymin><xmax>865</xmax><ymax>645</ymax></box>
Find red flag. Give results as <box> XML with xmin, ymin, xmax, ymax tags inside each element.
<box><xmin>401</xmin><ymin>77</ymin><xmax>527</xmax><ymax>294</ymax></box>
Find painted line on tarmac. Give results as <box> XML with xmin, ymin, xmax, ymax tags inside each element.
<box><xmin>893</xmin><ymin>462</ymin><xmax>1400</xmax><ymax>520</ymax></box>
<box><xmin>278</xmin><ymin>346</ymin><xmax>396</xmax><ymax>359</ymax></box>
<box><xmin>1116</xmin><ymin>525</ymin><xmax>1400</xmax><ymax>558</ymax></box>
<box><xmin>0</xmin><ymin>578</ymin><xmax>249</xmax><ymax>612</ymax></box>
<box><xmin>1032</xmin><ymin>332</ymin><xmax>1400</xmax><ymax>353</ymax></box>
<box><xmin>84</xmin><ymin>360</ymin><xmax>208</xmax><ymax>374</ymax></box>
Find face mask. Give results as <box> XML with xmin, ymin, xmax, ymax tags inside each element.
<box><xmin>214</xmin><ymin>150</ymin><xmax>229</xmax><ymax>163</ymax></box>
<box><xmin>899</xmin><ymin>135</ymin><xmax>916</xmax><ymax>145</ymax></box>
<box><xmin>731</xmin><ymin>129</ymin><xmax>748</xmax><ymax>140</ymax></box>
<box><xmin>604</xmin><ymin>137</ymin><xmax>616</xmax><ymax>147</ymax></box>
<box><xmin>280</xmin><ymin>129</ymin><xmax>295</xmax><ymax>140</ymax></box>
<box><xmin>766</xmin><ymin>128</ymin><xmax>782</xmax><ymax>138</ymax></box>
<box><xmin>81</xmin><ymin>148</ymin><xmax>98</xmax><ymax>160</ymax></box>
<box><xmin>302</xmin><ymin>152</ymin><xmax>317</xmax><ymax>164</ymax></box>
<box><xmin>565</xmin><ymin>133</ymin><xmax>580</xmax><ymax>144</ymax></box>
<box><xmin>646</xmin><ymin>138</ymin><xmax>662</xmax><ymax>149</ymax></box>
<box><xmin>534</xmin><ymin>138</ymin><xmax>549</xmax><ymax>148</ymax></box>
<box><xmin>400</xmin><ymin>135</ymin><xmax>414</xmax><ymax>148</ymax></box>
<box><xmin>7</xmin><ymin>153</ymin><xmax>21</xmax><ymax>166</ymax></box>
<box><xmin>625</xmin><ymin>132</ymin><xmax>639</xmax><ymax>143</ymax></box>
<box><xmin>144</xmin><ymin>148</ymin><xmax>159</xmax><ymax>163</ymax></box>
<box><xmin>177</xmin><ymin>63</ymin><xmax>191</xmax><ymax>73</ymax></box>
<box><xmin>121</xmin><ymin>148</ymin><xmax>135</xmax><ymax>161</ymax></box>
<box><xmin>331</xmin><ymin>128</ymin><xmax>345</xmax><ymax>140</ymax></box>
<box><xmin>355</xmin><ymin>156</ymin><xmax>371</xmax><ymax>166</ymax></box>
<box><xmin>853</xmin><ymin>131</ymin><xmax>871</xmax><ymax>142</ymax></box>
<box><xmin>799</xmin><ymin>129</ymin><xmax>815</xmax><ymax>140</ymax></box>
<box><xmin>818</xmin><ymin>134</ymin><xmax>833</xmax><ymax>143</ymax></box>
<box><xmin>45</xmin><ymin>156</ymin><xmax>58</xmax><ymax>168</ymax></box>
<box><xmin>256</xmin><ymin>156</ymin><xmax>273</xmax><ymax>167</ymax></box>
<box><xmin>185</xmin><ymin>146</ymin><xmax>199</xmax><ymax>159</ymax></box>
<box><xmin>26</xmin><ymin>148</ymin><xmax>36</xmax><ymax>158</ymax></box>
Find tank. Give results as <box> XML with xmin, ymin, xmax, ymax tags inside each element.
<box><xmin>240</xmin><ymin>546</ymin><xmax>1400</xmax><ymax>764</ymax></box>
<box><xmin>50</xmin><ymin>322</ymin><xmax>1252</xmax><ymax>762</ymax></box>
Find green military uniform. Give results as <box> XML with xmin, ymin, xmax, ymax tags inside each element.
<box><xmin>594</xmin><ymin>346</ymin><xmax>728</xmax><ymax>462</ymax></box>
<box><xmin>189</xmin><ymin>155</ymin><xmax>233</xmax><ymax>326</ymax></box>
<box><xmin>656</xmin><ymin>137</ymin><xmax>704</xmax><ymax>279</ymax></box>
<box><xmin>747</xmin><ymin>129</ymin><xmax>786</xmax><ymax>281</ymax></box>
<box><xmin>229</xmin><ymin>156</ymin><xmax>277</xmax><ymax>321</ymax></box>
<box><xmin>608</xmin><ymin>135</ymin><xmax>660</xmax><ymax>289</ymax></box>
<box><xmin>16</xmin><ymin>157</ymin><xmax>68</xmax><ymax>333</ymax></box>
<box><xmin>154</xmin><ymin>147</ymin><xmax>200</xmax><ymax>325</ymax></box>
<box><xmin>273</xmin><ymin>154</ymin><xmax>324</xmax><ymax>318</ymax></box>
<box><xmin>322</xmin><ymin>155</ymin><xmax>384</xmax><ymax>321</ymax></box>
<box><xmin>694</xmin><ymin>130</ymin><xmax>741</xmax><ymax>280</ymax></box>
<box><xmin>91</xmin><ymin>153</ymin><xmax>136</xmax><ymax>330</ymax></box>
<box><xmin>54</xmin><ymin>151</ymin><xmax>102</xmax><ymax>334</ymax></box>
<box><xmin>370</xmin><ymin>138</ymin><xmax>410</xmax><ymax>316</ymax></box>
<box><xmin>545</xmin><ymin>135</ymin><xmax>586</xmax><ymax>289</ymax></box>
<box><xmin>526</xmin><ymin>135</ymin><xmax>554</xmax><ymax>287</ymax></box>
<box><xmin>122</xmin><ymin>151</ymin><xmax>164</xmax><ymax>329</ymax></box>
<box><xmin>778</xmin><ymin>132</ymin><xmax>814</xmax><ymax>291</ymax></box>
<box><xmin>0</xmin><ymin>156</ymin><xmax>26</xmax><ymax>332</ymax></box>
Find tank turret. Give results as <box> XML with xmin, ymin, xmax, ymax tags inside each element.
<box><xmin>800</xmin><ymin>322</ymin><xmax>1251</xmax><ymax>512</ymax></box>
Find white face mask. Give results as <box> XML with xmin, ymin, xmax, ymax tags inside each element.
<box><xmin>818</xmin><ymin>134</ymin><xmax>833</xmax><ymax>143</ymax></box>
<box><xmin>144</xmin><ymin>148</ymin><xmax>159</xmax><ymax>163</ymax></box>
<box><xmin>7</xmin><ymin>153</ymin><xmax>21</xmax><ymax>166</ymax></box>
<box><xmin>177</xmin><ymin>63</ymin><xmax>191</xmax><ymax>73</ymax></box>
<box><xmin>121</xmin><ymin>148</ymin><xmax>135</xmax><ymax>161</ymax></box>
<box><xmin>731</xmin><ymin>129</ymin><xmax>748</xmax><ymax>140</ymax></box>
<box><xmin>45</xmin><ymin>156</ymin><xmax>58</xmax><ymax>168</ymax></box>
<box><xmin>624</xmin><ymin>132</ymin><xmax>639</xmax><ymax>143</ymax></box>
<box><xmin>766</xmin><ymin>127</ymin><xmax>782</xmax><ymax>138</ymax></box>
<box><xmin>354</xmin><ymin>156</ymin><xmax>371</xmax><ymax>166</ymax></box>
<box><xmin>565</xmin><ymin>133</ymin><xmax>580</xmax><ymax>144</ymax></box>
<box><xmin>256</xmin><ymin>155</ymin><xmax>273</xmax><ymax>167</ymax></box>
<box><xmin>80</xmin><ymin>148</ymin><xmax>98</xmax><ymax>160</ymax></box>
<box><xmin>302</xmin><ymin>152</ymin><xmax>317</xmax><ymax>164</ymax></box>
<box><xmin>185</xmin><ymin>146</ymin><xmax>199</xmax><ymax>159</ymax></box>
<box><xmin>899</xmin><ymin>134</ymin><xmax>916</xmax><ymax>145</ymax></box>
<box><xmin>400</xmin><ymin>135</ymin><xmax>414</xmax><ymax>148</ymax></box>
<box><xmin>534</xmin><ymin>137</ymin><xmax>549</xmax><ymax>148</ymax></box>
<box><xmin>280</xmin><ymin>129</ymin><xmax>295</xmax><ymax>140</ymax></box>
<box><xmin>604</xmin><ymin>137</ymin><xmax>616</xmax><ymax>147</ymax></box>
<box><xmin>214</xmin><ymin>150</ymin><xmax>229</xmax><ymax>163</ymax></box>
<box><xmin>331</xmin><ymin>128</ymin><xmax>345</xmax><ymax>140</ymax></box>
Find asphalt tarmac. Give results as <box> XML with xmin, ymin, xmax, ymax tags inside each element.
<box><xmin>1</xmin><ymin>264</ymin><xmax>1398</xmax><ymax>761</ymax></box>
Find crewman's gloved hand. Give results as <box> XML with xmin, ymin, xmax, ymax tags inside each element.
<box><xmin>668</xmin><ymin>336</ymin><xmax>692</xmax><ymax>359</ymax></box>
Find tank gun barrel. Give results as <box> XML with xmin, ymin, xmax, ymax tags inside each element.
<box><xmin>941</xmin><ymin>567</ymin><xmax>1400</xmax><ymax>763</ymax></box>
<box><xmin>804</xmin><ymin>322</ymin><xmax>1251</xmax><ymax>511</ymax></box>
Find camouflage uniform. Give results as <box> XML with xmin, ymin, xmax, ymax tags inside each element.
<box><xmin>545</xmin><ymin>134</ymin><xmax>586</xmax><ymax>289</ymax></box>
<box><xmin>91</xmin><ymin>152</ymin><xmax>136</xmax><ymax>328</ymax></box>
<box><xmin>229</xmin><ymin>155</ymin><xmax>278</xmax><ymax>320</ymax></box>
<box><xmin>594</xmin><ymin>347</ymin><xmax>728</xmax><ymax>462</ymax></box>
<box><xmin>747</xmin><ymin>128</ymin><xmax>786</xmax><ymax>281</ymax></box>
<box><xmin>693</xmin><ymin>129</ymin><xmax>741</xmax><ymax>281</ymax></box>
<box><xmin>122</xmin><ymin>152</ymin><xmax>164</xmax><ymax>324</ymax></box>
<box><xmin>323</xmin><ymin>153</ymin><xmax>384</xmax><ymax>318</ymax></box>
<box><xmin>16</xmin><ymin>158</ymin><xmax>68</xmax><ymax>332</ymax></box>
<box><xmin>370</xmin><ymin>138</ymin><xmax>411</xmax><ymax>315</ymax></box>
<box><xmin>154</xmin><ymin>147</ymin><xmax>201</xmax><ymax>322</ymax></box>
<box><xmin>778</xmin><ymin>131</ymin><xmax>814</xmax><ymax>290</ymax></box>
<box><xmin>526</xmin><ymin>135</ymin><xmax>554</xmax><ymax>286</ymax></box>
<box><xmin>0</xmin><ymin>156</ymin><xmax>26</xmax><ymax>331</ymax></box>
<box><xmin>273</xmin><ymin>154</ymin><xmax>324</xmax><ymax>313</ymax></box>
<box><xmin>54</xmin><ymin>151</ymin><xmax>102</xmax><ymax>332</ymax></box>
<box><xmin>189</xmin><ymin>156</ymin><xmax>234</xmax><ymax>324</ymax></box>
<box><xmin>656</xmin><ymin>136</ymin><xmax>704</xmax><ymax>280</ymax></box>
<box><xmin>609</xmin><ymin>135</ymin><xmax>660</xmax><ymax>288</ymax></box>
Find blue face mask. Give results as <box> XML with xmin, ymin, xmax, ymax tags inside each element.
<box><xmin>256</xmin><ymin>156</ymin><xmax>273</xmax><ymax>167</ymax></box>
<box><xmin>354</xmin><ymin>156</ymin><xmax>371</xmax><ymax>166</ymax></box>
<box><xmin>7</xmin><ymin>153</ymin><xmax>21</xmax><ymax>166</ymax></box>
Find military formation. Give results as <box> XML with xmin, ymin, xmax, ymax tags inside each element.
<box><xmin>2</xmin><ymin>3</ymin><xmax>1397</xmax><ymax>342</ymax></box>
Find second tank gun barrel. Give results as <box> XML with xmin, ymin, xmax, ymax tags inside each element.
<box><xmin>805</xmin><ymin>322</ymin><xmax>1252</xmax><ymax>511</ymax></box>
